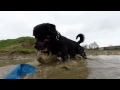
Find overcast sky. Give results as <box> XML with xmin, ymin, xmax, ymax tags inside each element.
<box><xmin>0</xmin><ymin>11</ymin><xmax>120</xmax><ymax>47</ymax></box>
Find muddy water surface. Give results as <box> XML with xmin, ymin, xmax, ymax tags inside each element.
<box><xmin>1</xmin><ymin>55</ymin><xmax>120</xmax><ymax>79</ymax></box>
<box><xmin>19</xmin><ymin>59</ymin><xmax>89</xmax><ymax>79</ymax></box>
<box><xmin>87</xmin><ymin>55</ymin><xmax>120</xmax><ymax>79</ymax></box>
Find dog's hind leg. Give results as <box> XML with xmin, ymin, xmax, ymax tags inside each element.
<box><xmin>74</xmin><ymin>47</ymin><xmax>87</xmax><ymax>59</ymax></box>
<box><xmin>81</xmin><ymin>52</ymin><xmax>87</xmax><ymax>59</ymax></box>
<box><xmin>68</xmin><ymin>50</ymin><xmax>76</xmax><ymax>58</ymax></box>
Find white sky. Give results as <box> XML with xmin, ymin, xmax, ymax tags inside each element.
<box><xmin>0</xmin><ymin>11</ymin><xmax>120</xmax><ymax>47</ymax></box>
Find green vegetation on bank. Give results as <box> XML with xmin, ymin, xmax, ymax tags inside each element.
<box><xmin>0</xmin><ymin>36</ymin><xmax>36</xmax><ymax>54</ymax></box>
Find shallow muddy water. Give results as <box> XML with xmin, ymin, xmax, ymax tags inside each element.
<box><xmin>87</xmin><ymin>55</ymin><xmax>120</xmax><ymax>79</ymax></box>
<box><xmin>1</xmin><ymin>55</ymin><xmax>120</xmax><ymax>79</ymax></box>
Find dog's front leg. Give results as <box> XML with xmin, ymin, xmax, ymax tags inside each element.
<box><xmin>61</xmin><ymin>50</ymin><xmax>68</xmax><ymax>61</ymax></box>
<box><xmin>62</xmin><ymin>55</ymin><xmax>68</xmax><ymax>61</ymax></box>
<box><xmin>46</xmin><ymin>48</ymin><xmax>52</xmax><ymax>55</ymax></box>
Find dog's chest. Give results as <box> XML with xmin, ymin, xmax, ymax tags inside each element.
<box><xmin>50</xmin><ymin>45</ymin><xmax>61</xmax><ymax>53</ymax></box>
<box><xmin>49</xmin><ymin>41</ymin><xmax>63</xmax><ymax>54</ymax></box>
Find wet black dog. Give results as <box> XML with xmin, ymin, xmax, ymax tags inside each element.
<box><xmin>33</xmin><ymin>23</ymin><xmax>87</xmax><ymax>61</ymax></box>
<box><xmin>72</xmin><ymin>34</ymin><xmax>87</xmax><ymax>59</ymax></box>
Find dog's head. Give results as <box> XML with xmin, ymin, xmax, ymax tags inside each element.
<box><xmin>33</xmin><ymin>23</ymin><xmax>60</xmax><ymax>50</ymax></box>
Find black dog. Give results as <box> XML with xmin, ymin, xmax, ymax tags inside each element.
<box><xmin>33</xmin><ymin>23</ymin><xmax>87</xmax><ymax>61</ymax></box>
<box><xmin>66</xmin><ymin>34</ymin><xmax>87</xmax><ymax>59</ymax></box>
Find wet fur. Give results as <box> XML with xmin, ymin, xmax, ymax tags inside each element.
<box><xmin>33</xmin><ymin>23</ymin><xmax>87</xmax><ymax>61</ymax></box>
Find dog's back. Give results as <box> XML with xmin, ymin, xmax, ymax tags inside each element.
<box><xmin>59</xmin><ymin>34</ymin><xmax>87</xmax><ymax>59</ymax></box>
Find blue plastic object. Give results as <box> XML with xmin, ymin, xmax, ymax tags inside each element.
<box><xmin>4</xmin><ymin>64</ymin><xmax>36</xmax><ymax>79</ymax></box>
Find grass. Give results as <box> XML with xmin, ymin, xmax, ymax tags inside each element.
<box><xmin>0</xmin><ymin>36</ymin><xmax>35</xmax><ymax>48</ymax></box>
<box><xmin>0</xmin><ymin>36</ymin><xmax>36</xmax><ymax>55</ymax></box>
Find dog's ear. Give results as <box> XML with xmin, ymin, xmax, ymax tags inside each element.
<box><xmin>46</xmin><ymin>23</ymin><xmax>57</xmax><ymax>35</ymax></box>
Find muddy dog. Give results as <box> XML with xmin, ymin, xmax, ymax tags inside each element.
<box><xmin>33</xmin><ymin>23</ymin><xmax>87</xmax><ymax>61</ymax></box>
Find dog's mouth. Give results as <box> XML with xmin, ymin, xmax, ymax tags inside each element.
<box><xmin>34</xmin><ymin>44</ymin><xmax>46</xmax><ymax>51</ymax></box>
<box><xmin>34</xmin><ymin>38</ymin><xmax>50</xmax><ymax>50</ymax></box>
<box><xmin>36</xmin><ymin>48</ymin><xmax>49</xmax><ymax>55</ymax></box>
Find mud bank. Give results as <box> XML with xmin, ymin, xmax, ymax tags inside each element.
<box><xmin>0</xmin><ymin>50</ymin><xmax>119</xmax><ymax>60</ymax></box>
<box><xmin>0</xmin><ymin>53</ymin><xmax>36</xmax><ymax>60</ymax></box>
<box><xmin>86</xmin><ymin>50</ymin><xmax>120</xmax><ymax>55</ymax></box>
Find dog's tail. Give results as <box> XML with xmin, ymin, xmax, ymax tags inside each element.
<box><xmin>76</xmin><ymin>34</ymin><xmax>85</xmax><ymax>44</ymax></box>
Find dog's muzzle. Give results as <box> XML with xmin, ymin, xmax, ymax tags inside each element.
<box><xmin>34</xmin><ymin>40</ymin><xmax>49</xmax><ymax>51</ymax></box>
